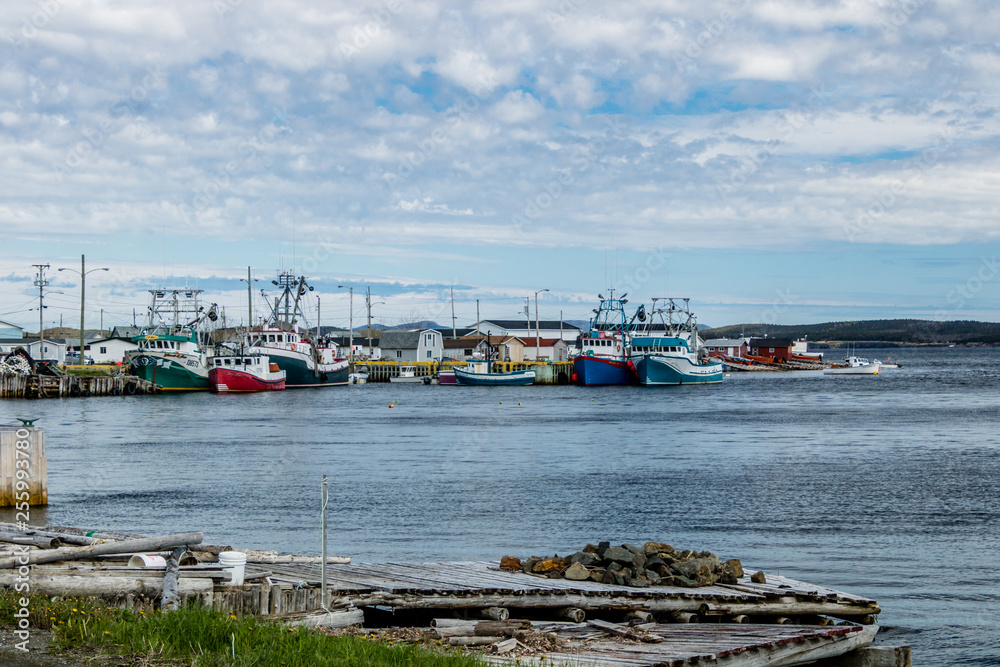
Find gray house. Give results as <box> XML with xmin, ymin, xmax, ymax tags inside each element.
<box><xmin>378</xmin><ymin>329</ymin><xmax>443</xmax><ymax>362</ymax></box>
<box><xmin>0</xmin><ymin>320</ymin><xmax>24</xmax><ymax>339</ymax></box>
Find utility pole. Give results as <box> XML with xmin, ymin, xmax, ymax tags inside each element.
<box><xmin>32</xmin><ymin>264</ymin><xmax>49</xmax><ymax>361</ymax></box>
<box><xmin>366</xmin><ymin>286</ymin><xmax>373</xmax><ymax>358</ymax></box>
<box><xmin>58</xmin><ymin>255</ymin><xmax>109</xmax><ymax>364</ymax></box>
<box><xmin>339</xmin><ymin>285</ymin><xmax>354</xmax><ymax>358</ymax></box>
<box><xmin>246</xmin><ymin>266</ymin><xmax>252</xmax><ymax>326</ymax></box>
<box><xmin>534</xmin><ymin>288</ymin><xmax>549</xmax><ymax>361</ymax></box>
<box><xmin>450</xmin><ymin>286</ymin><xmax>456</xmax><ymax>339</ymax></box>
<box><xmin>476</xmin><ymin>299</ymin><xmax>480</xmax><ymax>336</ymax></box>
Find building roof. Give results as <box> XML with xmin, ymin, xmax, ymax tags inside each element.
<box><xmin>523</xmin><ymin>338</ymin><xmax>568</xmax><ymax>347</ymax></box>
<box><xmin>704</xmin><ymin>339</ymin><xmax>747</xmax><ymax>347</ymax></box>
<box><xmin>477</xmin><ymin>320</ymin><xmax>581</xmax><ymax>331</ymax></box>
<box><xmin>378</xmin><ymin>329</ymin><xmax>439</xmax><ymax>349</ymax></box>
<box><xmin>434</xmin><ymin>327</ymin><xmax>475</xmax><ymax>338</ymax></box>
<box><xmin>749</xmin><ymin>338</ymin><xmax>793</xmax><ymax>347</ymax></box>
<box><xmin>443</xmin><ymin>337</ymin><xmax>479</xmax><ymax>349</ymax></box>
<box><xmin>0</xmin><ymin>320</ymin><xmax>23</xmax><ymax>330</ymax></box>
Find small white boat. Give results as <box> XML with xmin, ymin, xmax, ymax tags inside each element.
<box><xmin>823</xmin><ymin>356</ymin><xmax>879</xmax><ymax>375</ymax></box>
<box><xmin>389</xmin><ymin>365</ymin><xmax>431</xmax><ymax>384</ymax></box>
<box><xmin>873</xmin><ymin>359</ymin><xmax>900</xmax><ymax>369</ymax></box>
<box><xmin>348</xmin><ymin>372</ymin><xmax>369</xmax><ymax>384</ymax></box>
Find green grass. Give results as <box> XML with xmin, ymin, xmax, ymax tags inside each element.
<box><xmin>1</xmin><ymin>592</ymin><xmax>489</xmax><ymax>666</ymax></box>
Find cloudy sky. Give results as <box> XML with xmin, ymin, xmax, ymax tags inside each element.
<box><xmin>2</xmin><ymin>0</ymin><xmax>999</xmax><ymax>333</ymax></box>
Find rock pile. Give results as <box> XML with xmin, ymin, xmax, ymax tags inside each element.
<box><xmin>500</xmin><ymin>541</ymin><xmax>746</xmax><ymax>589</ymax></box>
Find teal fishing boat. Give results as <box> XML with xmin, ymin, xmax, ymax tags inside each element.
<box><xmin>454</xmin><ymin>360</ymin><xmax>535</xmax><ymax>386</ymax></box>
<box><xmin>630</xmin><ymin>298</ymin><xmax>723</xmax><ymax>386</ymax></box>
<box><xmin>125</xmin><ymin>290</ymin><xmax>218</xmax><ymax>391</ymax></box>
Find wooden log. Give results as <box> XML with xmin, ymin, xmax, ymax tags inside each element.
<box><xmin>774</xmin><ymin>616</ymin><xmax>791</xmax><ymax>625</ymax></box>
<box><xmin>448</xmin><ymin>636</ymin><xmax>499</xmax><ymax>647</ymax></box>
<box><xmin>0</xmin><ymin>532</ymin><xmax>60</xmax><ymax>549</ymax></box>
<box><xmin>474</xmin><ymin>621</ymin><xmax>531</xmax><ymax>637</ymax></box>
<box><xmin>481</xmin><ymin>606</ymin><xmax>509</xmax><ymax>621</ymax></box>
<box><xmin>0</xmin><ymin>573</ymin><xmax>212</xmax><ymax>597</ymax></box>
<box><xmin>730</xmin><ymin>614</ymin><xmax>749</xmax><ymax>624</ymax></box>
<box><xmin>492</xmin><ymin>638</ymin><xmax>519</xmax><ymax>654</ymax></box>
<box><xmin>559</xmin><ymin>607</ymin><xmax>586</xmax><ymax>623</ymax></box>
<box><xmin>281</xmin><ymin>608</ymin><xmax>364</xmax><ymax>628</ymax></box>
<box><xmin>432</xmin><ymin>619</ymin><xmax>480</xmax><ymax>629</ymax></box>
<box><xmin>625</xmin><ymin>610</ymin><xmax>653</xmax><ymax>624</ymax></box>
<box><xmin>0</xmin><ymin>531</ymin><xmax>203</xmax><ymax>569</ymax></box>
<box><xmin>668</xmin><ymin>611</ymin><xmax>700</xmax><ymax>623</ymax></box>
<box><xmin>238</xmin><ymin>550</ymin><xmax>351</xmax><ymax>565</ymax></box>
<box><xmin>160</xmin><ymin>547</ymin><xmax>186</xmax><ymax>611</ymax></box>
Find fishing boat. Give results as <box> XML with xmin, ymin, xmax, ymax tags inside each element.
<box><xmin>248</xmin><ymin>272</ymin><xmax>349</xmax><ymax>388</ymax></box>
<box><xmin>630</xmin><ymin>298</ymin><xmax>723</xmax><ymax>386</ymax></box>
<box><xmin>208</xmin><ymin>350</ymin><xmax>285</xmax><ymax>392</ymax></box>
<box><xmin>454</xmin><ymin>360</ymin><xmax>535</xmax><ymax>386</ymax></box>
<box><xmin>390</xmin><ymin>365</ymin><xmax>431</xmax><ymax>384</ymax></box>
<box><xmin>125</xmin><ymin>290</ymin><xmax>218</xmax><ymax>391</ymax></box>
<box><xmin>823</xmin><ymin>356</ymin><xmax>880</xmax><ymax>375</ymax></box>
<box><xmin>572</xmin><ymin>290</ymin><xmax>643</xmax><ymax>386</ymax></box>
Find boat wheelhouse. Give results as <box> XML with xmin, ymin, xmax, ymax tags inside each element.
<box><xmin>630</xmin><ymin>298</ymin><xmax>723</xmax><ymax>386</ymax></box>
<box><xmin>572</xmin><ymin>290</ymin><xmax>641</xmax><ymax>386</ymax></box>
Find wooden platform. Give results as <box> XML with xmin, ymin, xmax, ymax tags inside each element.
<box><xmin>257</xmin><ymin>561</ymin><xmax>879</xmax><ymax>622</ymax></box>
<box><xmin>485</xmin><ymin>623</ymin><xmax>878</xmax><ymax>666</ymax></box>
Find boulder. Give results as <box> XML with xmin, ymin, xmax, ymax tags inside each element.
<box><xmin>522</xmin><ymin>557</ymin><xmax>540</xmax><ymax>574</ymax></box>
<box><xmin>583</xmin><ymin>543</ymin><xmax>600</xmax><ymax>554</ymax></box>
<box><xmin>641</xmin><ymin>541</ymin><xmax>675</xmax><ymax>556</ymax></box>
<box><xmin>623</xmin><ymin>543</ymin><xmax>642</xmax><ymax>555</ymax></box>
<box><xmin>722</xmin><ymin>559</ymin><xmax>744</xmax><ymax>578</ymax></box>
<box><xmin>646</xmin><ymin>570</ymin><xmax>662</xmax><ymax>585</ymax></box>
<box><xmin>633</xmin><ymin>552</ymin><xmax>647</xmax><ymax>569</ymax></box>
<box><xmin>603</xmin><ymin>546</ymin><xmax>636</xmax><ymax>565</ymax></box>
<box><xmin>564</xmin><ymin>562</ymin><xmax>591</xmax><ymax>581</ymax></box>
<box><xmin>590</xmin><ymin>569</ymin><xmax>605</xmax><ymax>582</ymax></box>
<box><xmin>500</xmin><ymin>556</ymin><xmax>521</xmax><ymax>571</ymax></box>
<box><xmin>751</xmin><ymin>571</ymin><xmax>767</xmax><ymax>584</ymax></box>
<box><xmin>631</xmin><ymin>576</ymin><xmax>650</xmax><ymax>588</ymax></box>
<box><xmin>533</xmin><ymin>558</ymin><xmax>566</xmax><ymax>574</ymax></box>
<box><xmin>673</xmin><ymin>575</ymin><xmax>700</xmax><ymax>588</ymax></box>
<box><xmin>570</xmin><ymin>551</ymin><xmax>599</xmax><ymax>567</ymax></box>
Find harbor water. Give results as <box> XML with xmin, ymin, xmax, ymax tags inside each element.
<box><xmin>1</xmin><ymin>346</ymin><xmax>997</xmax><ymax>664</ymax></box>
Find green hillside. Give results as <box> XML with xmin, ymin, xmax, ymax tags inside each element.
<box><xmin>701</xmin><ymin>319</ymin><xmax>1000</xmax><ymax>346</ymax></box>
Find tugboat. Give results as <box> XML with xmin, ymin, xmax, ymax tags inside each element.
<box><xmin>248</xmin><ymin>272</ymin><xmax>349</xmax><ymax>387</ymax></box>
<box><xmin>630</xmin><ymin>298</ymin><xmax>723</xmax><ymax>385</ymax></box>
<box><xmin>572</xmin><ymin>290</ymin><xmax>643</xmax><ymax>386</ymax></box>
<box><xmin>125</xmin><ymin>290</ymin><xmax>218</xmax><ymax>391</ymax></box>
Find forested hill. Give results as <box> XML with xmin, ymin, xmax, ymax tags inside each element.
<box><xmin>701</xmin><ymin>320</ymin><xmax>1000</xmax><ymax>346</ymax></box>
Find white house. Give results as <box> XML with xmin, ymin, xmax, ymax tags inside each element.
<box><xmin>522</xmin><ymin>337</ymin><xmax>570</xmax><ymax>361</ymax></box>
<box><xmin>69</xmin><ymin>336</ymin><xmax>138</xmax><ymax>364</ymax></box>
<box><xmin>0</xmin><ymin>320</ymin><xmax>23</xmax><ymax>339</ymax></box>
<box><xmin>0</xmin><ymin>338</ymin><xmax>67</xmax><ymax>364</ymax></box>
<box><xmin>378</xmin><ymin>329</ymin><xmax>443</xmax><ymax>362</ymax></box>
<box><xmin>472</xmin><ymin>320</ymin><xmax>580</xmax><ymax>343</ymax></box>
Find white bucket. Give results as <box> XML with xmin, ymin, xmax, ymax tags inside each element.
<box><xmin>127</xmin><ymin>554</ymin><xmax>166</xmax><ymax>569</ymax></box>
<box><xmin>218</xmin><ymin>551</ymin><xmax>247</xmax><ymax>586</ymax></box>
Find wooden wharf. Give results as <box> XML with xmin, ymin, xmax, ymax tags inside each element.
<box><xmin>358</xmin><ymin>360</ymin><xmax>574</xmax><ymax>384</ymax></box>
<box><xmin>0</xmin><ymin>373</ymin><xmax>159</xmax><ymax>398</ymax></box>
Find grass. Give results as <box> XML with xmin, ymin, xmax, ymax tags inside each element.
<box><xmin>0</xmin><ymin>591</ymin><xmax>489</xmax><ymax>666</ymax></box>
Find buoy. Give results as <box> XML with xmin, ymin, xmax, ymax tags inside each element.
<box><xmin>499</xmin><ymin>401</ymin><xmax>502</xmax><ymax>404</ymax></box>
<box><xmin>388</xmin><ymin>404</ymin><xmax>394</xmax><ymax>408</ymax></box>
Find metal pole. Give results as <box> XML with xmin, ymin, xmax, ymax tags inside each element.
<box><xmin>476</xmin><ymin>299</ymin><xmax>480</xmax><ymax>336</ymax></box>
<box><xmin>79</xmin><ymin>255</ymin><xmax>85</xmax><ymax>364</ymax></box>
<box><xmin>451</xmin><ymin>287</ymin><xmax>456</xmax><ymax>339</ymax></box>
<box><xmin>321</xmin><ymin>475</ymin><xmax>328</xmax><ymax>610</ymax></box>
<box><xmin>247</xmin><ymin>266</ymin><xmax>252</xmax><ymax>326</ymax></box>
<box><xmin>33</xmin><ymin>264</ymin><xmax>50</xmax><ymax>361</ymax></box>
<box><xmin>535</xmin><ymin>293</ymin><xmax>540</xmax><ymax>360</ymax></box>
<box><xmin>348</xmin><ymin>288</ymin><xmax>353</xmax><ymax>356</ymax></box>
<box><xmin>366</xmin><ymin>287</ymin><xmax>372</xmax><ymax>358</ymax></box>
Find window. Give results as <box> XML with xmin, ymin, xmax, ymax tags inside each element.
<box><xmin>769</xmin><ymin>347</ymin><xmax>775</xmax><ymax>353</ymax></box>
<box><xmin>100</xmin><ymin>347</ymin><xmax>107</xmax><ymax>354</ymax></box>
<box><xmin>396</xmin><ymin>350</ymin><xmax>402</xmax><ymax>358</ymax></box>
<box><xmin>427</xmin><ymin>350</ymin><xmax>432</xmax><ymax>358</ymax></box>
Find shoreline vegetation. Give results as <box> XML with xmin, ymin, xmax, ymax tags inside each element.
<box><xmin>0</xmin><ymin>592</ymin><xmax>487</xmax><ymax>667</ymax></box>
<box><xmin>702</xmin><ymin>318</ymin><xmax>1000</xmax><ymax>347</ymax></box>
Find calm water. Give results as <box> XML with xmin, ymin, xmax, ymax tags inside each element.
<box><xmin>2</xmin><ymin>347</ymin><xmax>998</xmax><ymax>664</ymax></box>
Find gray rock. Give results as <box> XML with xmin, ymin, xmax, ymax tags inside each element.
<box><xmin>564</xmin><ymin>562</ymin><xmax>591</xmax><ymax>581</ymax></box>
<box><xmin>570</xmin><ymin>551</ymin><xmax>599</xmax><ymax>567</ymax></box>
<box><xmin>633</xmin><ymin>552</ymin><xmax>647</xmax><ymax>569</ymax></box>
<box><xmin>630</xmin><ymin>576</ymin><xmax>650</xmax><ymax>588</ymax></box>
<box><xmin>604</xmin><ymin>546</ymin><xmax>636</xmax><ymax>565</ymax></box>
<box><xmin>607</xmin><ymin>561</ymin><xmax>623</xmax><ymax>573</ymax></box>
<box><xmin>645</xmin><ymin>556</ymin><xmax>664</xmax><ymax>568</ymax></box>
<box><xmin>723</xmin><ymin>559</ymin><xmax>744</xmax><ymax>578</ymax></box>
<box><xmin>646</xmin><ymin>571</ymin><xmax>662</xmax><ymax>585</ymax></box>
<box><xmin>623</xmin><ymin>543</ymin><xmax>642</xmax><ymax>555</ymax></box>
<box><xmin>673</xmin><ymin>575</ymin><xmax>700</xmax><ymax>588</ymax></box>
<box><xmin>522</xmin><ymin>557</ymin><xmax>540</xmax><ymax>574</ymax></box>
<box><xmin>751</xmin><ymin>571</ymin><xmax>767</xmax><ymax>584</ymax></box>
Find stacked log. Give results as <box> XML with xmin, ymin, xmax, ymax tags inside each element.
<box><xmin>501</xmin><ymin>541</ymin><xmax>745</xmax><ymax>589</ymax></box>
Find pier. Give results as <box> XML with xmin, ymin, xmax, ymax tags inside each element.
<box><xmin>0</xmin><ymin>426</ymin><xmax>46</xmax><ymax>506</ymax></box>
<box><xmin>0</xmin><ymin>373</ymin><xmax>159</xmax><ymax>398</ymax></box>
<box><xmin>357</xmin><ymin>360</ymin><xmax>574</xmax><ymax>384</ymax></box>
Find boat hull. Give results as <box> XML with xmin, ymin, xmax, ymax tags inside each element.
<box><xmin>824</xmin><ymin>366</ymin><xmax>879</xmax><ymax>375</ymax></box>
<box><xmin>266</xmin><ymin>350</ymin><xmax>349</xmax><ymax>387</ymax></box>
<box><xmin>209</xmin><ymin>368</ymin><xmax>286</xmax><ymax>393</ymax></box>
<box><xmin>128</xmin><ymin>354</ymin><xmax>210</xmax><ymax>391</ymax></box>
<box><xmin>454</xmin><ymin>368</ymin><xmax>536</xmax><ymax>386</ymax></box>
<box><xmin>438</xmin><ymin>370</ymin><xmax>457</xmax><ymax>385</ymax></box>
<box><xmin>634</xmin><ymin>355</ymin><xmax>723</xmax><ymax>385</ymax></box>
<box><xmin>573</xmin><ymin>356</ymin><xmax>633</xmax><ymax>385</ymax></box>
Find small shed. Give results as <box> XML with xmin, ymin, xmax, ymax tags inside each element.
<box><xmin>749</xmin><ymin>338</ymin><xmax>793</xmax><ymax>360</ymax></box>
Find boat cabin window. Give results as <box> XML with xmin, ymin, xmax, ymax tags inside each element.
<box><xmin>268</xmin><ymin>335</ymin><xmax>275</xmax><ymax>342</ymax></box>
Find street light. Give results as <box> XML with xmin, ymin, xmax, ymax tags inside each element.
<box><xmin>239</xmin><ymin>267</ymin><xmax>259</xmax><ymax>328</ymax></box>
<box><xmin>338</xmin><ymin>285</ymin><xmax>354</xmax><ymax>359</ymax></box>
<box><xmin>534</xmin><ymin>288</ymin><xmax>549</xmax><ymax>361</ymax></box>
<box><xmin>58</xmin><ymin>255</ymin><xmax>109</xmax><ymax>364</ymax></box>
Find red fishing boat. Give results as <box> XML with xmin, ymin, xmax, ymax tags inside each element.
<box><xmin>208</xmin><ymin>352</ymin><xmax>286</xmax><ymax>393</ymax></box>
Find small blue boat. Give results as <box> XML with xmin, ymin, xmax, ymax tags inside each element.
<box><xmin>454</xmin><ymin>360</ymin><xmax>536</xmax><ymax>386</ymax></box>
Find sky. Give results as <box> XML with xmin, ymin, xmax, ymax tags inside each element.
<box><xmin>2</xmin><ymin>0</ymin><xmax>1000</xmax><ymax>333</ymax></box>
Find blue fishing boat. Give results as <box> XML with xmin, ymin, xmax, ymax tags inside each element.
<box><xmin>630</xmin><ymin>298</ymin><xmax>723</xmax><ymax>386</ymax></box>
<box><xmin>572</xmin><ymin>290</ymin><xmax>643</xmax><ymax>386</ymax></box>
<box><xmin>454</xmin><ymin>360</ymin><xmax>535</xmax><ymax>386</ymax></box>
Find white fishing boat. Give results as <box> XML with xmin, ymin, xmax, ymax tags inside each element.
<box><xmin>823</xmin><ymin>356</ymin><xmax>880</xmax><ymax>375</ymax></box>
<box><xmin>390</xmin><ymin>365</ymin><xmax>431</xmax><ymax>384</ymax></box>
